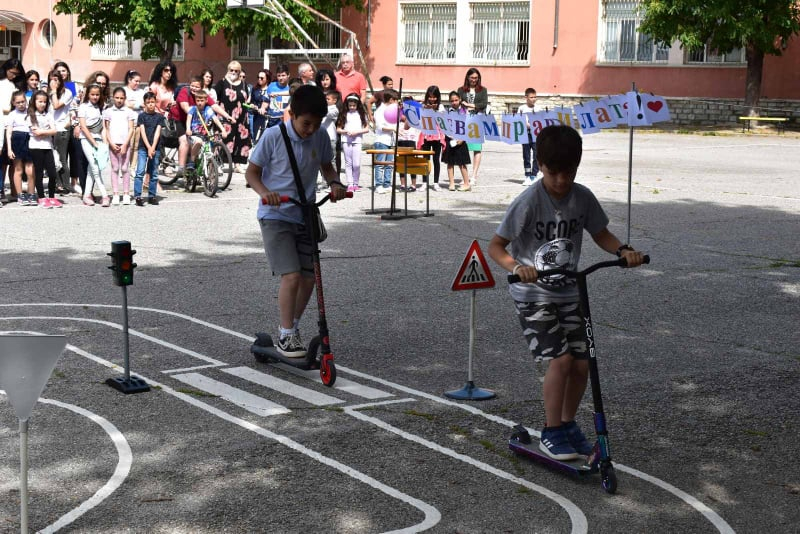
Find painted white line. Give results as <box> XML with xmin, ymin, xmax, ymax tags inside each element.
<box><xmin>0</xmin><ymin>315</ymin><xmax>225</xmax><ymax>367</ymax></box>
<box><xmin>52</xmin><ymin>343</ymin><xmax>442</xmax><ymax>533</ymax></box>
<box><xmin>171</xmin><ymin>372</ymin><xmax>291</xmax><ymax>417</ymax></box>
<box><xmin>344</xmin><ymin>400</ymin><xmax>587</xmax><ymax>534</ymax></box>
<box><xmin>2</xmin><ymin>304</ymin><xmax>736</xmax><ymax>533</ymax></box>
<box><xmin>222</xmin><ymin>366</ymin><xmax>343</xmax><ymax>406</ymax></box>
<box><xmin>272</xmin><ymin>363</ymin><xmax>394</xmax><ymax>399</ymax></box>
<box><xmin>162</xmin><ymin>364</ymin><xmax>227</xmax><ymax>374</ymax></box>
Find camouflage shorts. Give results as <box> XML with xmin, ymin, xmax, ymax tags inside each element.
<box><xmin>514</xmin><ymin>301</ymin><xmax>588</xmax><ymax>361</ymax></box>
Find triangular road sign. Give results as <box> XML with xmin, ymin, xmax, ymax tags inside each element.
<box><xmin>0</xmin><ymin>335</ymin><xmax>66</xmax><ymax>420</ymax></box>
<box><xmin>452</xmin><ymin>240</ymin><xmax>496</xmax><ymax>291</ymax></box>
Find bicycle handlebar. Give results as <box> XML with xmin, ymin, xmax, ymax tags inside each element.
<box><xmin>507</xmin><ymin>255</ymin><xmax>650</xmax><ymax>284</ymax></box>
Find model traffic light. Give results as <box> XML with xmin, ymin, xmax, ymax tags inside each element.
<box><xmin>108</xmin><ymin>241</ymin><xmax>137</xmax><ymax>286</ymax></box>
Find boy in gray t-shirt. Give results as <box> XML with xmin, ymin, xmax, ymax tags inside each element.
<box><xmin>489</xmin><ymin>125</ymin><xmax>645</xmax><ymax>462</ymax></box>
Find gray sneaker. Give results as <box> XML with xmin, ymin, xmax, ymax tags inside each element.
<box><xmin>277</xmin><ymin>333</ymin><xmax>307</xmax><ymax>358</ymax></box>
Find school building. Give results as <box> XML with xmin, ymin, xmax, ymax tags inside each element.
<box><xmin>4</xmin><ymin>1</ymin><xmax>799</xmax><ymax>125</ymax></box>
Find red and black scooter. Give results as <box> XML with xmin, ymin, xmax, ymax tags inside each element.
<box><xmin>251</xmin><ymin>192</ymin><xmax>352</xmax><ymax>387</ymax></box>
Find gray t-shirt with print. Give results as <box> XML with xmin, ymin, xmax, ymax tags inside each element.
<box><xmin>495</xmin><ymin>180</ymin><xmax>609</xmax><ymax>303</ymax></box>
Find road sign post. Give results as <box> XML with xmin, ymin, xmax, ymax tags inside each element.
<box><xmin>106</xmin><ymin>241</ymin><xmax>150</xmax><ymax>394</ymax></box>
<box><xmin>445</xmin><ymin>240</ymin><xmax>496</xmax><ymax>401</ymax></box>
<box><xmin>0</xmin><ymin>334</ymin><xmax>68</xmax><ymax>534</ymax></box>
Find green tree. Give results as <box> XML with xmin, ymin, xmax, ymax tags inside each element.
<box><xmin>55</xmin><ymin>0</ymin><xmax>359</xmax><ymax>63</ymax></box>
<box><xmin>638</xmin><ymin>0</ymin><xmax>800</xmax><ymax>115</ymax></box>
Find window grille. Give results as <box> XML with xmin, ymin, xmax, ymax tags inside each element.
<box><xmin>400</xmin><ymin>3</ymin><xmax>457</xmax><ymax>62</ymax></box>
<box><xmin>687</xmin><ymin>45</ymin><xmax>744</xmax><ymax>64</ymax></box>
<box><xmin>470</xmin><ymin>2</ymin><xmax>530</xmax><ymax>63</ymax></box>
<box><xmin>600</xmin><ymin>0</ymin><xmax>668</xmax><ymax>63</ymax></box>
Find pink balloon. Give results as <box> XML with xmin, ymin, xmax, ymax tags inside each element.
<box><xmin>383</xmin><ymin>103</ymin><xmax>398</xmax><ymax>123</ymax></box>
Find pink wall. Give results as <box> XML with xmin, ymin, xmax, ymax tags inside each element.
<box><xmin>343</xmin><ymin>2</ymin><xmax>800</xmax><ymax>100</ymax></box>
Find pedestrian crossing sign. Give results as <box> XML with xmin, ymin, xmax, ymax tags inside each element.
<box><xmin>452</xmin><ymin>240</ymin><xmax>496</xmax><ymax>291</ymax></box>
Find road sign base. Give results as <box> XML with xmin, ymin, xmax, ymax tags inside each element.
<box><xmin>380</xmin><ymin>210</ymin><xmax>432</xmax><ymax>220</ymax></box>
<box><xmin>106</xmin><ymin>376</ymin><xmax>151</xmax><ymax>394</ymax></box>
<box><xmin>444</xmin><ymin>381</ymin><xmax>496</xmax><ymax>401</ymax></box>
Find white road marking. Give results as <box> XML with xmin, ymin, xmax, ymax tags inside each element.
<box><xmin>272</xmin><ymin>362</ymin><xmax>393</xmax><ymax>399</ymax></box>
<box><xmin>222</xmin><ymin>366</ymin><xmax>343</xmax><ymax>406</ymax></box>
<box><xmin>162</xmin><ymin>364</ymin><xmax>227</xmax><ymax>374</ymax></box>
<box><xmin>1</xmin><ymin>304</ymin><xmax>737</xmax><ymax>533</ymax></box>
<box><xmin>171</xmin><ymin>372</ymin><xmax>291</xmax><ymax>417</ymax></box>
<box><xmin>46</xmin><ymin>342</ymin><xmax>442</xmax><ymax>533</ymax></box>
<box><xmin>0</xmin><ymin>314</ymin><xmax>225</xmax><ymax>367</ymax></box>
<box><xmin>345</xmin><ymin>399</ymin><xmax>587</xmax><ymax>534</ymax></box>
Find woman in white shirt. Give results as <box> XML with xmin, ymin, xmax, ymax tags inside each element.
<box><xmin>47</xmin><ymin>69</ymin><xmax>74</xmax><ymax>195</ymax></box>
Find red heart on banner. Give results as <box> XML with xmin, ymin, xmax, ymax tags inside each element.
<box><xmin>647</xmin><ymin>101</ymin><xmax>663</xmax><ymax>112</ymax></box>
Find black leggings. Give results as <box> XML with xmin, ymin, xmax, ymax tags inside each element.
<box><xmin>420</xmin><ymin>139</ymin><xmax>442</xmax><ymax>183</ymax></box>
<box><xmin>30</xmin><ymin>148</ymin><xmax>59</xmax><ymax>198</ymax></box>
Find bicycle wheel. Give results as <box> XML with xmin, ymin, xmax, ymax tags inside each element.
<box><xmin>158</xmin><ymin>146</ymin><xmax>180</xmax><ymax>185</ymax></box>
<box><xmin>203</xmin><ymin>155</ymin><xmax>219</xmax><ymax>197</ymax></box>
<box><xmin>211</xmin><ymin>141</ymin><xmax>233</xmax><ymax>190</ymax></box>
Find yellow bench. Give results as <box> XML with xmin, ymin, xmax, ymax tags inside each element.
<box><xmin>739</xmin><ymin>116</ymin><xmax>788</xmax><ymax>133</ymax></box>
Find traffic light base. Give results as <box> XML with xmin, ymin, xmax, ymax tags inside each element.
<box><xmin>106</xmin><ymin>376</ymin><xmax>151</xmax><ymax>394</ymax></box>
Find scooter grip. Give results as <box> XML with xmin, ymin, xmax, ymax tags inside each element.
<box><xmin>260</xmin><ymin>195</ymin><xmax>291</xmax><ymax>205</ymax></box>
<box><xmin>507</xmin><ymin>274</ymin><xmax>521</xmax><ymax>283</ymax></box>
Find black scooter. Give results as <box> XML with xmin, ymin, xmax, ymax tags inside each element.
<box><xmin>507</xmin><ymin>255</ymin><xmax>650</xmax><ymax>493</ymax></box>
<box><xmin>251</xmin><ymin>192</ymin><xmax>352</xmax><ymax>387</ymax></box>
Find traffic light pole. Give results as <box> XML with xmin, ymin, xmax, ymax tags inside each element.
<box><xmin>106</xmin><ymin>241</ymin><xmax>150</xmax><ymax>394</ymax></box>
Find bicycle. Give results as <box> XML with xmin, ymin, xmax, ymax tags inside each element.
<box><xmin>185</xmin><ymin>133</ymin><xmax>220</xmax><ymax>197</ymax></box>
<box><xmin>158</xmin><ymin>123</ymin><xmax>233</xmax><ymax>191</ymax></box>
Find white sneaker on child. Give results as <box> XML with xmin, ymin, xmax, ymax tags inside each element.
<box><xmin>122</xmin><ymin>194</ymin><xmax>131</xmax><ymax>205</ymax></box>
<box><xmin>111</xmin><ymin>195</ymin><xmax>120</xmax><ymax>206</ymax></box>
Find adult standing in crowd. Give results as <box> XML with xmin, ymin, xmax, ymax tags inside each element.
<box><xmin>0</xmin><ymin>58</ymin><xmax>27</xmax><ymax>202</ymax></box>
<box><xmin>214</xmin><ymin>60</ymin><xmax>252</xmax><ymax>172</ymax></box>
<box><xmin>200</xmin><ymin>68</ymin><xmax>217</xmax><ymax>102</ymax></box>
<box><xmin>298</xmin><ymin>63</ymin><xmax>315</xmax><ymax>85</ymax></box>
<box><xmin>52</xmin><ymin>61</ymin><xmax>84</xmax><ymax>195</ymax></box>
<box><xmin>25</xmin><ymin>70</ymin><xmax>41</xmax><ymax>98</ymax></box>
<box><xmin>123</xmin><ymin>70</ymin><xmax>145</xmax><ymax>177</ymax></box>
<box><xmin>335</xmin><ymin>53</ymin><xmax>367</xmax><ymax>106</ymax></box>
<box><xmin>149</xmin><ymin>61</ymin><xmax>178</xmax><ymax>117</ymax></box>
<box><xmin>48</xmin><ymin>69</ymin><xmax>74</xmax><ymax>195</ymax></box>
<box><xmin>315</xmin><ymin>69</ymin><xmax>337</xmax><ymax>92</ymax></box>
<box><xmin>52</xmin><ymin>61</ymin><xmax>77</xmax><ymax>98</ymax></box>
<box><xmin>248</xmin><ymin>69</ymin><xmax>270</xmax><ymax>143</ymax></box>
<box><xmin>457</xmin><ymin>68</ymin><xmax>488</xmax><ymax>185</ymax></box>
<box><xmin>367</xmin><ymin>75</ymin><xmax>393</xmax><ymax>122</ymax></box>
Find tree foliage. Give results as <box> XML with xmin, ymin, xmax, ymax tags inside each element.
<box><xmin>638</xmin><ymin>0</ymin><xmax>800</xmax><ymax>56</ymax></box>
<box><xmin>638</xmin><ymin>0</ymin><xmax>800</xmax><ymax>111</ymax></box>
<box><xmin>55</xmin><ymin>0</ymin><xmax>361</xmax><ymax>62</ymax></box>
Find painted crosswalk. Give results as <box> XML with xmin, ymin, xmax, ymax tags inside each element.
<box><xmin>168</xmin><ymin>364</ymin><xmax>395</xmax><ymax>418</ymax></box>
<box><xmin>170</xmin><ymin>372</ymin><xmax>291</xmax><ymax>417</ymax></box>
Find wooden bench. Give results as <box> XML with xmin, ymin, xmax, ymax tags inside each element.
<box><xmin>739</xmin><ymin>116</ymin><xmax>788</xmax><ymax>133</ymax></box>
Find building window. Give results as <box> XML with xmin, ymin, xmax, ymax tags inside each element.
<box><xmin>0</xmin><ymin>26</ymin><xmax>23</xmax><ymax>60</ymax></box>
<box><xmin>235</xmin><ymin>35</ymin><xmax>270</xmax><ymax>61</ymax></box>
<box><xmin>687</xmin><ymin>45</ymin><xmax>744</xmax><ymax>64</ymax></box>
<box><xmin>38</xmin><ymin>20</ymin><xmax>57</xmax><ymax>49</ymax></box>
<box><xmin>600</xmin><ymin>0</ymin><xmax>668</xmax><ymax>63</ymax></box>
<box><xmin>470</xmin><ymin>1</ymin><xmax>529</xmax><ymax>63</ymax></box>
<box><xmin>91</xmin><ymin>33</ymin><xmax>184</xmax><ymax>61</ymax></box>
<box><xmin>399</xmin><ymin>3</ymin><xmax>457</xmax><ymax>62</ymax></box>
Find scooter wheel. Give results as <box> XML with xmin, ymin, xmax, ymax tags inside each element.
<box><xmin>253</xmin><ymin>333</ymin><xmax>274</xmax><ymax>348</ymax></box>
<box><xmin>600</xmin><ymin>464</ymin><xmax>617</xmax><ymax>494</ymax></box>
<box><xmin>320</xmin><ymin>353</ymin><xmax>336</xmax><ymax>387</ymax></box>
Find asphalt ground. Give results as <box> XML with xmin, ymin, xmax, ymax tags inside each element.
<box><xmin>0</xmin><ymin>129</ymin><xmax>798</xmax><ymax>533</ymax></box>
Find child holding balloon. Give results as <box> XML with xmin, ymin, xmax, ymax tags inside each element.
<box><xmin>372</xmin><ymin>89</ymin><xmax>399</xmax><ymax>193</ymax></box>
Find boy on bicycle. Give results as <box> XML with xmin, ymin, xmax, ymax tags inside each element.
<box><xmin>185</xmin><ymin>90</ymin><xmax>225</xmax><ymax>172</ymax></box>
<box><xmin>488</xmin><ymin>125</ymin><xmax>645</xmax><ymax>461</ymax></box>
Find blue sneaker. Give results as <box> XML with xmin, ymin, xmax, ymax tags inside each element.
<box><xmin>539</xmin><ymin>426</ymin><xmax>579</xmax><ymax>460</ymax></box>
<box><xmin>563</xmin><ymin>420</ymin><xmax>594</xmax><ymax>456</ymax></box>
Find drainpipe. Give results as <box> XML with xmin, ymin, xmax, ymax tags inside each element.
<box><xmin>553</xmin><ymin>0</ymin><xmax>559</xmax><ymax>49</ymax></box>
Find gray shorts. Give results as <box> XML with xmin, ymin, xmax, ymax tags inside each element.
<box><xmin>514</xmin><ymin>301</ymin><xmax>588</xmax><ymax>361</ymax></box>
<box><xmin>259</xmin><ymin>219</ymin><xmax>314</xmax><ymax>277</ymax></box>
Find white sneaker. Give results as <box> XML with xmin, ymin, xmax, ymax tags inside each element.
<box><xmin>523</xmin><ymin>176</ymin><xmax>534</xmax><ymax>186</ymax></box>
<box><xmin>121</xmin><ymin>194</ymin><xmax>131</xmax><ymax>205</ymax></box>
<box><xmin>377</xmin><ymin>186</ymin><xmax>389</xmax><ymax>194</ymax></box>
<box><xmin>111</xmin><ymin>195</ymin><xmax>120</xmax><ymax>206</ymax></box>
<box><xmin>431</xmin><ymin>183</ymin><xmax>441</xmax><ymax>192</ymax></box>
<box><xmin>276</xmin><ymin>333</ymin><xmax>307</xmax><ymax>358</ymax></box>
<box><xmin>73</xmin><ymin>184</ymin><xmax>82</xmax><ymax>196</ymax></box>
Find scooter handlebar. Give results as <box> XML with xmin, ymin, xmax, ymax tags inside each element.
<box><xmin>260</xmin><ymin>191</ymin><xmax>353</xmax><ymax>205</ymax></box>
<box><xmin>507</xmin><ymin>255</ymin><xmax>650</xmax><ymax>283</ymax></box>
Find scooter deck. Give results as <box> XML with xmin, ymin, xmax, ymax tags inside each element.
<box><xmin>251</xmin><ymin>344</ymin><xmax>319</xmax><ymax>370</ymax></box>
<box><xmin>508</xmin><ymin>427</ymin><xmax>597</xmax><ymax>478</ymax></box>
